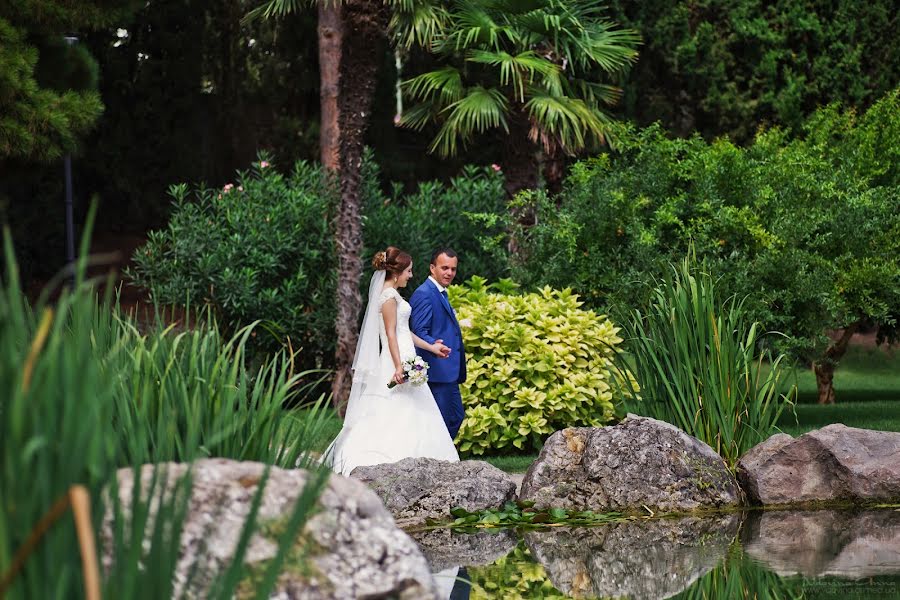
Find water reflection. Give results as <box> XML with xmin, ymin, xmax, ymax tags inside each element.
<box><xmin>410</xmin><ymin>528</ymin><xmax>518</xmax><ymax>572</ymax></box>
<box><xmin>524</xmin><ymin>514</ymin><xmax>739</xmax><ymax>600</ymax></box>
<box><xmin>742</xmin><ymin>508</ymin><xmax>900</xmax><ymax>579</ymax></box>
<box><xmin>416</xmin><ymin>509</ymin><xmax>900</xmax><ymax>599</ymax></box>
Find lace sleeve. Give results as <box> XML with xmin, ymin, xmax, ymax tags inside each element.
<box><xmin>379</xmin><ymin>287</ymin><xmax>399</xmax><ymax>307</ymax></box>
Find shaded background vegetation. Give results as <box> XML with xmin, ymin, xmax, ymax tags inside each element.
<box><xmin>3</xmin><ymin>0</ymin><xmax>898</xmax><ymax>282</ymax></box>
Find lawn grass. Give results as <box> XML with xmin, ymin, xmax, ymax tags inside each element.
<box><xmin>778</xmin><ymin>400</ymin><xmax>900</xmax><ymax>436</ymax></box>
<box><xmin>480</xmin><ymin>454</ymin><xmax>537</xmax><ymax>473</ymax></box>
<box><xmin>790</xmin><ymin>346</ymin><xmax>900</xmax><ymax>404</ymax></box>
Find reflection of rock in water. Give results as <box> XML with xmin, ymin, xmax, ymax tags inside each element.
<box><xmin>410</xmin><ymin>527</ymin><xmax>519</xmax><ymax>573</ymax></box>
<box><xmin>742</xmin><ymin>509</ymin><xmax>900</xmax><ymax>579</ymax></box>
<box><xmin>524</xmin><ymin>514</ymin><xmax>739</xmax><ymax>600</ymax></box>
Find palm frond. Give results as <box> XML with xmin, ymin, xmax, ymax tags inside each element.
<box><xmin>576</xmin><ymin>25</ymin><xmax>640</xmax><ymax>72</ymax></box>
<box><xmin>243</xmin><ymin>0</ymin><xmax>318</xmax><ymax>23</ymax></box>
<box><xmin>524</xmin><ymin>92</ymin><xmax>611</xmax><ymax>153</ymax></box>
<box><xmin>397</xmin><ymin>100</ymin><xmax>442</xmax><ymax>131</ymax></box>
<box><xmin>569</xmin><ymin>79</ymin><xmax>622</xmax><ymax>106</ymax></box>
<box><xmin>465</xmin><ymin>49</ymin><xmax>558</xmax><ymax>102</ymax></box>
<box><xmin>431</xmin><ymin>86</ymin><xmax>509</xmax><ymax>156</ymax></box>
<box><xmin>388</xmin><ymin>0</ymin><xmax>450</xmax><ymax>49</ymax></box>
<box><xmin>402</xmin><ymin>67</ymin><xmax>464</xmax><ymax>104</ymax></box>
<box><xmin>443</xmin><ymin>1</ymin><xmax>518</xmax><ymax>52</ymax></box>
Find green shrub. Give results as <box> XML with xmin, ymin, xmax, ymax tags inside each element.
<box><xmin>502</xmin><ymin>91</ymin><xmax>900</xmax><ymax>402</ymax></box>
<box><xmin>362</xmin><ymin>155</ymin><xmax>508</xmax><ymax>282</ymax></box>
<box><xmin>449</xmin><ymin>277</ymin><xmax>634</xmax><ymax>456</ymax></box>
<box><xmin>128</xmin><ymin>157</ymin><xmax>337</xmax><ymax>370</ymax></box>
<box><xmin>620</xmin><ymin>257</ymin><xmax>796</xmax><ymax>466</ymax></box>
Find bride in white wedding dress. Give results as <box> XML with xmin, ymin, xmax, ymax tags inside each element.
<box><xmin>325</xmin><ymin>247</ymin><xmax>459</xmax><ymax>476</ymax></box>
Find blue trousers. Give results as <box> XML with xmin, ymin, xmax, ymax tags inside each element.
<box><xmin>429</xmin><ymin>382</ymin><xmax>465</xmax><ymax>439</ymax></box>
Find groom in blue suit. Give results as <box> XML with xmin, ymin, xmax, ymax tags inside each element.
<box><xmin>410</xmin><ymin>248</ymin><xmax>466</xmax><ymax>439</ymax></box>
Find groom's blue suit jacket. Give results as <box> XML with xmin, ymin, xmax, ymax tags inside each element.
<box><xmin>410</xmin><ymin>279</ymin><xmax>466</xmax><ymax>384</ymax></box>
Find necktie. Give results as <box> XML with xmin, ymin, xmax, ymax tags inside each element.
<box><xmin>441</xmin><ymin>290</ymin><xmax>452</xmax><ymax>313</ymax></box>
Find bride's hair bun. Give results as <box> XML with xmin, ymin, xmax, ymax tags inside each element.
<box><xmin>372</xmin><ymin>250</ymin><xmax>387</xmax><ymax>270</ymax></box>
<box><xmin>374</xmin><ymin>246</ymin><xmax>413</xmax><ymax>277</ymax></box>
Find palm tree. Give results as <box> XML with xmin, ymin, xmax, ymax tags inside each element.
<box><xmin>389</xmin><ymin>0</ymin><xmax>639</xmax><ymax>195</ymax></box>
<box><xmin>247</xmin><ymin>0</ymin><xmax>388</xmax><ymax>409</ymax></box>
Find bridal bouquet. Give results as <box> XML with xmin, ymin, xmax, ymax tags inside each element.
<box><xmin>388</xmin><ymin>356</ymin><xmax>429</xmax><ymax>388</ymax></box>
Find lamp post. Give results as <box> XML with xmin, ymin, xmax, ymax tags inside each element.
<box><xmin>64</xmin><ymin>35</ymin><xmax>78</xmax><ymax>267</ymax></box>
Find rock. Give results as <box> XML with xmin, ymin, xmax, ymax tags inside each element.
<box><xmin>350</xmin><ymin>457</ymin><xmax>517</xmax><ymax>528</ymax></box>
<box><xmin>409</xmin><ymin>528</ymin><xmax>518</xmax><ymax>573</ymax></box>
<box><xmin>743</xmin><ymin>509</ymin><xmax>900</xmax><ymax>578</ymax></box>
<box><xmin>524</xmin><ymin>514</ymin><xmax>740</xmax><ymax>600</ymax></box>
<box><xmin>520</xmin><ymin>415</ymin><xmax>742</xmax><ymax>512</ymax></box>
<box><xmin>737</xmin><ymin>425</ymin><xmax>900</xmax><ymax>505</ymax></box>
<box><xmin>102</xmin><ymin>459</ymin><xmax>438</xmax><ymax>599</ymax></box>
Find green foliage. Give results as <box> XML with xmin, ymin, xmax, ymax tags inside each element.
<box><xmin>391</xmin><ymin>0</ymin><xmax>639</xmax><ymax>156</ymax></box>
<box><xmin>0</xmin><ymin>17</ymin><xmax>102</xmax><ymax>161</ymax></box>
<box><xmin>607</xmin><ymin>0</ymin><xmax>900</xmax><ymax>143</ymax></box>
<box><xmin>619</xmin><ymin>257</ymin><xmax>796</xmax><ymax>466</ymax></box>
<box><xmin>429</xmin><ymin>500</ymin><xmax>626</xmax><ymax>531</ymax></box>
<box><xmin>0</xmin><ymin>0</ymin><xmax>136</xmax><ymax>161</ymax></box>
<box><xmin>449</xmin><ymin>277</ymin><xmax>634</xmax><ymax>456</ymax></box>
<box><xmin>128</xmin><ymin>158</ymin><xmax>337</xmax><ymax>370</ymax></box>
<box><xmin>362</xmin><ymin>153</ymin><xmax>508</xmax><ymax>282</ymax></box>
<box><xmin>0</xmin><ymin>217</ymin><xmax>332</xmax><ymax>597</ymax></box>
<box><xmin>507</xmin><ymin>92</ymin><xmax>900</xmax><ymax>378</ymax></box>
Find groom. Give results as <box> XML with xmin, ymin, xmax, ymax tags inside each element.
<box><xmin>410</xmin><ymin>248</ymin><xmax>466</xmax><ymax>439</ymax></box>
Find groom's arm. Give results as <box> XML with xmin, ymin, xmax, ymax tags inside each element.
<box><xmin>410</xmin><ymin>291</ymin><xmax>437</xmax><ymax>345</ymax></box>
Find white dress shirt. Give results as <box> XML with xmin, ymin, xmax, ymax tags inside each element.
<box><xmin>429</xmin><ymin>275</ymin><xmax>447</xmax><ymax>294</ymax></box>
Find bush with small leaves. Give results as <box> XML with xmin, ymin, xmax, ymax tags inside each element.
<box><xmin>128</xmin><ymin>156</ymin><xmax>336</xmax><ymax>369</ymax></box>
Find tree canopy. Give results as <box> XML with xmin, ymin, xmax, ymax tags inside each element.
<box><xmin>0</xmin><ymin>0</ymin><xmax>136</xmax><ymax>161</ymax></box>
<box><xmin>392</xmin><ymin>0</ymin><xmax>639</xmax><ymax>191</ymax></box>
<box><xmin>607</xmin><ymin>0</ymin><xmax>900</xmax><ymax>143</ymax></box>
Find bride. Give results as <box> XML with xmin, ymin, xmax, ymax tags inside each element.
<box><xmin>325</xmin><ymin>247</ymin><xmax>460</xmax><ymax>476</ymax></box>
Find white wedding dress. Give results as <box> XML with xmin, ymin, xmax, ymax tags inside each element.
<box><xmin>325</xmin><ymin>286</ymin><xmax>459</xmax><ymax>476</ymax></box>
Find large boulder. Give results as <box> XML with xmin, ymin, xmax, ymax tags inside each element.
<box><xmin>520</xmin><ymin>415</ymin><xmax>742</xmax><ymax>512</ymax></box>
<box><xmin>742</xmin><ymin>509</ymin><xmax>900</xmax><ymax>578</ymax></box>
<box><xmin>102</xmin><ymin>459</ymin><xmax>438</xmax><ymax>599</ymax></box>
<box><xmin>737</xmin><ymin>424</ymin><xmax>900</xmax><ymax>505</ymax></box>
<box><xmin>350</xmin><ymin>457</ymin><xmax>517</xmax><ymax>528</ymax></box>
<box><xmin>524</xmin><ymin>514</ymin><xmax>740</xmax><ymax>600</ymax></box>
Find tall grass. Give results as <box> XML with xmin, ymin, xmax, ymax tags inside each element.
<box><xmin>617</xmin><ymin>256</ymin><xmax>796</xmax><ymax>466</ymax></box>
<box><xmin>0</xmin><ymin>214</ymin><xmax>333</xmax><ymax>599</ymax></box>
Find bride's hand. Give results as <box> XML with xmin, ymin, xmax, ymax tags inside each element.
<box><xmin>432</xmin><ymin>340</ymin><xmax>451</xmax><ymax>358</ymax></box>
<box><xmin>392</xmin><ymin>366</ymin><xmax>405</xmax><ymax>385</ymax></box>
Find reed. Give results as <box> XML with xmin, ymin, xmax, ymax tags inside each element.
<box><xmin>617</xmin><ymin>255</ymin><xmax>796</xmax><ymax>466</ymax></box>
<box><xmin>0</xmin><ymin>211</ymin><xmax>333</xmax><ymax>598</ymax></box>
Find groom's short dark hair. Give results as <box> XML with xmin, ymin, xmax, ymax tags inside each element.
<box><xmin>430</xmin><ymin>247</ymin><xmax>458</xmax><ymax>265</ymax></box>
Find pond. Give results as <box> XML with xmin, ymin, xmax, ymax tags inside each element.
<box><xmin>412</xmin><ymin>508</ymin><xmax>900</xmax><ymax>599</ymax></box>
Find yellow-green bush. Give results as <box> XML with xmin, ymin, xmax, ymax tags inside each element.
<box><xmin>449</xmin><ymin>277</ymin><xmax>634</xmax><ymax>455</ymax></box>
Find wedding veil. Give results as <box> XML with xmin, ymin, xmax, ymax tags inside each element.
<box><xmin>342</xmin><ymin>269</ymin><xmax>385</xmax><ymax>427</ymax></box>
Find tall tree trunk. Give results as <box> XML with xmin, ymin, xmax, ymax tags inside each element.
<box><xmin>812</xmin><ymin>323</ymin><xmax>860</xmax><ymax>404</ymax></box>
<box><xmin>331</xmin><ymin>0</ymin><xmax>388</xmax><ymax>410</ymax></box>
<box><xmin>541</xmin><ymin>148</ymin><xmax>567</xmax><ymax>198</ymax></box>
<box><xmin>501</xmin><ymin>110</ymin><xmax>540</xmax><ymax>198</ymax></box>
<box><xmin>318</xmin><ymin>2</ymin><xmax>341</xmax><ymax>171</ymax></box>
<box><xmin>501</xmin><ymin>109</ymin><xmax>540</xmax><ymax>258</ymax></box>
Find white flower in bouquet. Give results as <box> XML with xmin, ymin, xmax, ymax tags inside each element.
<box><xmin>388</xmin><ymin>355</ymin><xmax>430</xmax><ymax>388</ymax></box>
